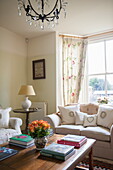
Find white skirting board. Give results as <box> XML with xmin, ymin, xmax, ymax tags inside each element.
<box><xmin>29</xmin><ymin>102</ymin><xmax>48</xmax><ymax>123</ymax></box>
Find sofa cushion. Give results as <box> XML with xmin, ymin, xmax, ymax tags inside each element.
<box><xmin>75</xmin><ymin>111</ymin><xmax>87</xmax><ymax>125</ymax></box>
<box><xmin>97</xmin><ymin>105</ymin><xmax>113</xmax><ymax>129</ymax></box>
<box><xmin>80</xmin><ymin>126</ymin><xmax>110</xmax><ymax>142</ymax></box>
<box><xmin>58</xmin><ymin>105</ymin><xmax>79</xmax><ymax>125</ymax></box>
<box><xmin>83</xmin><ymin>114</ymin><xmax>97</xmax><ymax>127</ymax></box>
<box><xmin>55</xmin><ymin>125</ymin><xmax>84</xmax><ymax>135</ymax></box>
<box><xmin>80</xmin><ymin>103</ymin><xmax>99</xmax><ymax>115</ymax></box>
<box><xmin>0</xmin><ymin>128</ymin><xmax>20</xmax><ymax>144</ymax></box>
<box><xmin>0</xmin><ymin>107</ymin><xmax>12</xmax><ymax>128</ymax></box>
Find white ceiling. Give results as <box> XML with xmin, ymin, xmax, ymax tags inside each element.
<box><xmin>0</xmin><ymin>0</ymin><xmax>113</xmax><ymax>39</ymax></box>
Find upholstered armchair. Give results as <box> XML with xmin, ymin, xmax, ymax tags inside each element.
<box><xmin>0</xmin><ymin>107</ymin><xmax>22</xmax><ymax>144</ymax></box>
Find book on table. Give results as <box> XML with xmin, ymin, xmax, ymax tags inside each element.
<box><xmin>57</xmin><ymin>134</ymin><xmax>87</xmax><ymax>148</ymax></box>
<box><xmin>9</xmin><ymin>134</ymin><xmax>34</xmax><ymax>146</ymax></box>
<box><xmin>9</xmin><ymin>142</ymin><xmax>34</xmax><ymax>148</ymax></box>
<box><xmin>0</xmin><ymin>147</ymin><xmax>18</xmax><ymax>161</ymax></box>
<box><xmin>40</xmin><ymin>148</ymin><xmax>75</xmax><ymax>161</ymax></box>
<box><xmin>40</xmin><ymin>143</ymin><xmax>75</xmax><ymax>157</ymax></box>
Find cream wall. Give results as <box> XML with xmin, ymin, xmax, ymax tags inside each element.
<box><xmin>27</xmin><ymin>32</ymin><xmax>56</xmax><ymax>114</ymax></box>
<box><xmin>0</xmin><ymin>27</ymin><xmax>27</xmax><ymax>129</ymax></box>
<box><xmin>0</xmin><ymin>27</ymin><xmax>57</xmax><ymax>129</ymax></box>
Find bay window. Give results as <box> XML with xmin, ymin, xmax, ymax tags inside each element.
<box><xmin>87</xmin><ymin>39</ymin><xmax>113</xmax><ymax>103</ymax></box>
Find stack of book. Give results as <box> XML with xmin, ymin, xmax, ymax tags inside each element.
<box><xmin>0</xmin><ymin>147</ymin><xmax>18</xmax><ymax>161</ymax></box>
<box><xmin>9</xmin><ymin>134</ymin><xmax>34</xmax><ymax>148</ymax></box>
<box><xmin>40</xmin><ymin>142</ymin><xmax>75</xmax><ymax>161</ymax></box>
<box><xmin>57</xmin><ymin>134</ymin><xmax>87</xmax><ymax>148</ymax></box>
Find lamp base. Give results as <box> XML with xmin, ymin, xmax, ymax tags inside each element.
<box><xmin>22</xmin><ymin>97</ymin><xmax>31</xmax><ymax>111</ymax></box>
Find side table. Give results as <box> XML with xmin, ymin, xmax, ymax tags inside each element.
<box><xmin>13</xmin><ymin>108</ymin><xmax>41</xmax><ymax>134</ymax></box>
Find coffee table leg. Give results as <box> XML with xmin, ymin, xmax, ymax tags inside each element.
<box><xmin>89</xmin><ymin>148</ymin><xmax>93</xmax><ymax>170</ymax></box>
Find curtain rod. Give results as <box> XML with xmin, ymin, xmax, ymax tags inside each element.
<box><xmin>59</xmin><ymin>30</ymin><xmax>113</xmax><ymax>39</ymax></box>
<box><xmin>59</xmin><ymin>34</ymin><xmax>86</xmax><ymax>39</ymax></box>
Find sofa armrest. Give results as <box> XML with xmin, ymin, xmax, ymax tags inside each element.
<box><xmin>9</xmin><ymin>117</ymin><xmax>22</xmax><ymax>134</ymax></box>
<box><xmin>43</xmin><ymin>114</ymin><xmax>61</xmax><ymax>132</ymax></box>
<box><xmin>110</xmin><ymin>124</ymin><xmax>113</xmax><ymax>148</ymax></box>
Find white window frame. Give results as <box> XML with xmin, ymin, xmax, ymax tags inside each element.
<box><xmin>87</xmin><ymin>36</ymin><xmax>113</xmax><ymax>103</ymax></box>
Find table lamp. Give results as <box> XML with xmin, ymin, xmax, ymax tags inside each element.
<box><xmin>18</xmin><ymin>85</ymin><xmax>36</xmax><ymax>111</ymax></box>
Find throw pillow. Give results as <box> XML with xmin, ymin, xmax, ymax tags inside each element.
<box><xmin>58</xmin><ymin>105</ymin><xmax>79</xmax><ymax>125</ymax></box>
<box><xmin>83</xmin><ymin>114</ymin><xmax>97</xmax><ymax>127</ymax></box>
<box><xmin>0</xmin><ymin>107</ymin><xmax>12</xmax><ymax>128</ymax></box>
<box><xmin>75</xmin><ymin>111</ymin><xmax>87</xmax><ymax>125</ymax></box>
<box><xmin>97</xmin><ymin>105</ymin><xmax>113</xmax><ymax>129</ymax></box>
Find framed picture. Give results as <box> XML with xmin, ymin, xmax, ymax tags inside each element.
<box><xmin>32</xmin><ymin>59</ymin><xmax>46</xmax><ymax>79</ymax></box>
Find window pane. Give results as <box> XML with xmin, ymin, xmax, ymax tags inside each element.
<box><xmin>88</xmin><ymin>75</ymin><xmax>105</xmax><ymax>102</ymax></box>
<box><xmin>106</xmin><ymin>40</ymin><xmax>113</xmax><ymax>73</ymax></box>
<box><xmin>88</xmin><ymin>42</ymin><xmax>105</xmax><ymax>74</ymax></box>
<box><xmin>106</xmin><ymin>74</ymin><xmax>113</xmax><ymax>103</ymax></box>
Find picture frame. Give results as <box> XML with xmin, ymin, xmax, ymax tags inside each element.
<box><xmin>32</xmin><ymin>59</ymin><xmax>46</xmax><ymax>79</ymax></box>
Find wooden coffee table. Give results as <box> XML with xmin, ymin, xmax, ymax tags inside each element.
<box><xmin>0</xmin><ymin>134</ymin><xmax>96</xmax><ymax>170</ymax></box>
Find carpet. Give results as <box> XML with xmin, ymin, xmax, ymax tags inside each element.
<box><xmin>75</xmin><ymin>158</ymin><xmax>113</xmax><ymax>170</ymax></box>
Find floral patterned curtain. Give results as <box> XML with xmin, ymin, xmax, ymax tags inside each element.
<box><xmin>62</xmin><ymin>37</ymin><xmax>87</xmax><ymax>105</ymax></box>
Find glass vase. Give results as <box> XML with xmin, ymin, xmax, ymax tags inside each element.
<box><xmin>34</xmin><ymin>136</ymin><xmax>48</xmax><ymax>150</ymax></box>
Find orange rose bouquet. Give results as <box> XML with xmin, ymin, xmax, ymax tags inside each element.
<box><xmin>28</xmin><ymin>120</ymin><xmax>50</xmax><ymax>138</ymax></box>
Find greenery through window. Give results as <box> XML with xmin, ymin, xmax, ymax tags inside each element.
<box><xmin>87</xmin><ymin>39</ymin><xmax>113</xmax><ymax>104</ymax></box>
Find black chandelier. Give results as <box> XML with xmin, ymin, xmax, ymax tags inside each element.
<box><xmin>18</xmin><ymin>0</ymin><xmax>68</xmax><ymax>30</ymax></box>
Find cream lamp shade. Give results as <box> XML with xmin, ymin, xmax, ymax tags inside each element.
<box><xmin>18</xmin><ymin>85</ymin><xmax>36</xmax><ymax>111</ymax></box>
<box><xmin>18</xmin><ymin>85</ymin><xmax>36</xmax><ymax>96</ymax></box>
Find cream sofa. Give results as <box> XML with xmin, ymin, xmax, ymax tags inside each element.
<box><xmin>44</xmin><ymin>103</ymin><xmax>113</xmax><ymax>160</ymax></box>
<box><xmin>0</xmin><ymin>107</ymin><xmax>22</xmax><ymax>144</ymax></box>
